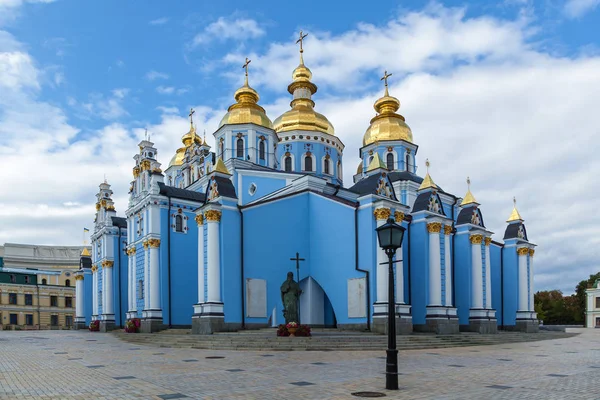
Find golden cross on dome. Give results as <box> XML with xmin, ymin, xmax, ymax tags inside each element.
<box><xmin>296</xmin><ymin>30</ymin><xmax>308</xmax><ymax>53</ymax></box>
<box><xmin>381</xmin><ymin>70</ymin><xmax>392</xmax><ymax>96</ymax></box>
<box><xmin>189</xmin><ymin>107</ymin><xmax>195</xmax><ymax>124</ymax></box>
<box><xmin>467</xmin><ymin>176</ymin><xmax>471</xmax><ymax>189</ymax></box>
<box><xmin>513</xmin><ymin>196</ymin><xmax>517</xmax><ymax>207</ymax></box>
<box><xmin>425</xmin><ymin>158</ymin><xmax>430</xmax><ymax>173</ymax></box>
<box><xmin>243</xmin><ymin>57</ymin><xmax>251</xmax><ymax>76</ymax></box>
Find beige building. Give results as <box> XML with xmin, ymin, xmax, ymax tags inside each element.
<box><xmin>0</xmin><ymin>243</ymin><xmax>89</xmax><ymax>330</ymax></box>
<box><xmin>586</xmin><ymin>279</ymin><xmax>600</xmax><ymax>328</ymax></box>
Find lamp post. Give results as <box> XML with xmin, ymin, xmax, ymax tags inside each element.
<box><xmin>376</xmin><ymin>217</ymin><xmax>406</xmax><ymax>390</ymax></box>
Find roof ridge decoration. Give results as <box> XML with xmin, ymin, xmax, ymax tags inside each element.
<box><xmin>461</xmin><ymin>176</ymin><xmax>478</xmax><ymax>206</ymax></box>
<box><xmin>507</xmin><ymin>196</ymin><xmax>524</xmax><ymax>222</ymax></box>
<box><xmin>366</xmin><ymin>153</ymin><xmax>387</xmax><ymax>172</ymax></box>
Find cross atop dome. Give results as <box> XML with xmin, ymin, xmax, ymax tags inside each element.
<box><xmin>381</xmin><ymin>70</ymin><xmax>392</xmax><ymax>96</ymax></box>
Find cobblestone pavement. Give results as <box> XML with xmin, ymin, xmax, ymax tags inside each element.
<box><xmin>0</xmin><ymin>328</ymin><xmax>599</xmax><ymax>399</ymax></box>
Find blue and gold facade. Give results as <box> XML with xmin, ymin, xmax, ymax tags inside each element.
<box><xmin>80</xmin><ymin>34</ymin><xmax>538</xmax><ymax>334</ymax></box>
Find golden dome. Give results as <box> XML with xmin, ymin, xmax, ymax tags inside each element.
<box><xmin>273</xmin><ymin>49</ymin><xmax>334</xmax><ymax>135</ymax></box>
<box><xmin>218</xmin><ymin>75</ymin><xmax>273</xmax><ymax>129</ymax></box>
<box><xmin>363</xmin><ymin>79</ymin><xmax>413</xmax><ymax>146</ymax></box>
<box><xmin>356</xmin><ymin>161</ymin><xmax>363</xmax><ymax>174</ymax></box>
<box><xmin>461</xmin><ymin>177</ymin><xmax>479</xmax><ymax>206</ymax></box>
<box><xmin>169</xmin><ymin>124</ymin><xmax>202</xmax><ymax>167</ymax></box>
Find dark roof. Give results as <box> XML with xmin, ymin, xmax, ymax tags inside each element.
<box><xmin>411</xmin><ymin>191</ymin><xmax>447</xmax><ymax>216</ymax></box>
<box><xmin>346</xmin><ymin>173</ymin><xmax>397</xmax><ymax>201</ymax></box>
<box><xmin>387</xmin><ymin>171</ymin><xmax>424</xmax><ymax>185</ymax></box>
<box><xmin>456</xmin><ymin>206</ymin><xmax>485</xmax><ymax>227</ymax></box>
<box><xmin>111</xmin><ymin>216</ymin><xmax>127</xmax><ymax>228</ymax></box>
<box><xmin>504</xmin><ymin>222</ymin><xmax>528</xmax><ymax>241</ymax></box>
<box><xmin>80</xmin><ymin>257</ymin><xmax>92</xmax><ymax>269</ymax></box>
<box><xmin>158</xmin><ymin>182</ymin><xmax>206</xmax><ymax>203</ymax></box>
<box><xmin>214</xmin><ymin>175</ymin><xmax>238</xmax><ymax>199</ymax></box>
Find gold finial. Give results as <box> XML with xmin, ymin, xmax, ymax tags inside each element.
<box><xmin>461</xmin><ymin>176</ymin><xmax>478</xmax><ymax>206</ymax></box>
<box><xmin>418</xmin><ymin>159</ymin><xmax>438</xmax><ymax>191</ymax></box>
<box><xmin>425</xmin><ymin>159</ymin><xmax>430</xmax><ymax>173</ymax></box>
<box><xmin>381</xmin><ymin>70</ymin><xmax>392</xmax><ymax>97</ymax></box>
<box><xmin>507</xmin><ymin>196</ymin><xmax>524</xmax><ymax>222</ymax></box>
<box><xmin>296</xmin><ymin>30</ymin><xmax>308</xmax><ymax>63</ymax></box>
<box><xmin>203</xmin><ymin>129</ymin><xmax>206</xmax><ymax>144</ymax></box>
<box><xmin>242</xmin><ymin>57</ymin><xmax>251</xmax><ymax>86</ymax></box>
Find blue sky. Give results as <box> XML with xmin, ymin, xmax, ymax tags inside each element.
<box><xmin>1</xmin><ymin>0</ymin><xmax>599</xmax><ymax>294</ymax></box>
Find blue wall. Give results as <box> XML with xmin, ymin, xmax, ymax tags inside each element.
<box><xmin>238</xmin><ymin>175</ymin><xmax>287</xmax><ymax>205</ymax></box>
<box><xmin>454</xmin><ymin>231</ymin><xmax>472</xmax><ymax>325</ymax></box>
<box><xmin>490</xmin><ymin>244</ymin><xmax>503</xmax><ymax>326</ymax></box>
<box><xmin>84</xmin><ymin>270</ymin><xmax>93</xmax><ymax>325</ymax></box>
<box><xmin>409</xmin><ymin>219</ymin><xmax>428</xmax><ymax>325</ymax></box>
<box><xmin>221</xmin><ymin>200</ymin><xmax>242</xmax><ymax>324</ymax></box>
<box><xmin>502</xmin><ymin>240</ymin><xmax>519</xmax><ymax>327</ymax></box>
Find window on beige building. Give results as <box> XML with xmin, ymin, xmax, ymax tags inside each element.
<box><xmin>25</xmin><ymin>314</ymin><xmax>33</xmax><ymax>325</ymax></box>
<box><xmin>9</xmin><ymin>314</ymin><xmax>17</xmax><ymax>324</ymax></box>
<box><xmin>65</xmin><ymin>297</ymin><xmax>72</xmax><ymax>308</ymax></box>
<box><xmin>596</xmin><ymin>297</ymin><xmax>600</xmax><ymax>309</ymax></box>
<box><xmin>9</xmin><ymin>293</ymin><xmax>17</xmax><ymax>305</ymax></box>
<box><xmin>50</xmin><ymin>315</ymin><xmax>58</xmax><ymax>326</ymax></box>
<box><xmin>25</xmin><ymin>294</ymin><xmax>33</xmax><ymax>305</ymax></box>
<box><xmin>50</xmin><ymin>296</ymin><xmax>58</xmax><ymax>307</ymax></box>
<box><xmin>65</xmin><ymin>315</ymin><xmax>73</xmax><ymax>326</ymax></box>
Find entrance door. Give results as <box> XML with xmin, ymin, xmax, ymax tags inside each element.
<box><xmin>596</xmin><ymin>317</ymin><xmax>600</xmax><ymax>327</ymax></box>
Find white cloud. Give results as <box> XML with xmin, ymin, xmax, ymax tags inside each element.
<box><xmin>69</xmin><ymin>90</ymin><xmax>129</xmax><ymax>120</ymax></box>
<box><xmin>192</xmin><ymin>16</ymin><xmax>265</xmax><ymax>46</ymax></box>
<box><xmin>0</xmin><ymin>51</ymin><xmax>39</xmax><ymax>90</ymax></box>
<box><xmin>0</xmin><ymin>0</ymin><xmax>55</xmax><ymax>25</ymax></box>
<box><xmin>145</xmin><ymin>70</ymin><xmax>169</xmax><ymax>81</ymax></box>
<box><xmin>156</xmin><ymin>106</ymin><xmax>179</xmax><ymax>114</ymax></box>
<box><xmin>111</xmin><ymin>88</ymin><xmax>129</xmax><ymax>99</ymax></box>
<box><xmin>149</xmin><ymin>17</ymin><xmax>169</xmax><ymax>25</ymax></box>
<box><xmin>156</xmin><ymin>85</ymin><xmax>189</xmax><ymax>95</ymax></box>
<box><xmin>564</xmin><ymin>0</ymin><xmax>600</xmax><ymax>18</ymax></box>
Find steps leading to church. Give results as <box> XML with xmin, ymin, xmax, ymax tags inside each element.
<box><xmin>112</xmin><ymin>330</ymin><xmax>577</xmax><ymax>351</ymax></box>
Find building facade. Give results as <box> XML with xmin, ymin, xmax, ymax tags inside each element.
<box><xmin>0</xmin><ymin>243</ymin><xmax>89</xmax><ymax>330</ymax></box>
<box><xmin>586</xmin><ymin>280</ymin><xmax>600</xmax><ymax>328</ymax></box>
<box><xmin>81</xmin><ymin>35</ymin><xmax>539</xmax><ymax>334</ymax></box>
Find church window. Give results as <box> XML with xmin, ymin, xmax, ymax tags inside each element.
<box><xmin>387</xmin><ymin>153</ymin><xmax>395</xmax><ymax>170</ymax></box>
<box><xmin>175</xmin><ymin>215</ymin><xmax>183</xmax><ymax>232</ymax></box>
<box><xmin>304</xmin><ymin>156</ymin><xmax>313</xmax><ymax>172</ymax></box>
<box><xmin>149</xmin><ymin>152</ymin><xmax>153</xmax><ymax>158</ymax></box>
<box><xmin>65</xmin><ymin>279</ymin><xmax>71</xmax><ymax>287</ymax></box>
<box><xmin>236</xmin><ymin>138</ymin><xmax>244</xmax><ymax>158</ymax></box>
<box><xmin>324</xmin><ymin>159</ymin><xmax>330</xmax><ymax>175</ymax></box>
<box><xmin>249</xmin><ymin>183</ymin><xmax>257</xmax><ymax>196</ymax></box>
<box><xmin>284</xmin><ymin>156</ymin><xmax>292</xmax><ymax>172</ymax></box>
<box><xmin>405</xmin><ymin>153</ymin><xmax>410</xmax><ymax>172</ymax></box>
<box><xmin>220</xmin><ymin>142</ymin><xmax>224</xmax><ymax>158</ymax></box>
<box><xmin>42</xmin><ymin>279</ymin><xmax>47</xmax><ymax>285</ymax></box>
<box><xmin>259</xmin><ymin>141</ymin><xmax>265</xmax><ymax>160</ymax></box>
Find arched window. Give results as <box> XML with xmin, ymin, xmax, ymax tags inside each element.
<box><xmin>259</xmin><ymin>141</ymin><xmax>265</xmax><ymax>160</ymax></box>
<box><xmin>338</xmin><ymin>162</ymin><xmax>342</xmax><ymax>179</ymax></box>
<box><xmin>236</xmin><ymin>138</ymin><xmax>244</xmax><ymax>158</ymax></box>
<box><xmin>175</xmin><ymin>215</ymin><xmax>183</xmax><ymax>232</ymax></box>
<box><xmin>65</xmin><ymin>279</ymin><xmax>71</xmax><ymax>287</ymax></box>
<box><xmin>304</xmin><ymin>156</ymin><xmax>313</xmax><ymax>172</ymax></box>
<box><xmin>324</xmin><ymin>159</ymin><xmax>330</xmax><ymax>175</ymax></box>
<box><xmin>284</xmin><ymin>156</ymin><xmax>292</xmax><ymax>172</ymax></box>
<box><xmin>387</xmin><ymin>153</ymin><xmax>395</xmax><ymax>170</ymax></box>
<box><xmin>220</xmin><ymin>142</ymin><xmax>224</xmax><ymax>158</ymax></box>
<box><xmin>405</xmin><ymin>153</ymin><xmax>410</xmax><ymax>172</ymax></box>
<box><xmin>42</xmin><ymin>279</ymin><xmax>47</xmax><ymax>285</ymax></box>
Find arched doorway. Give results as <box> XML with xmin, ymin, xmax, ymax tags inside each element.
<box><xmin>299</xmin><ymin>277</ymin><xmax>337</xmax><ymax>328</ymax></box>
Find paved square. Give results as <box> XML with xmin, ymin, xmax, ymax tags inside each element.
<box><xmin>0</xmin><ymin>328</ymin><xmax>598</xmax><ymax>399</ymax></box>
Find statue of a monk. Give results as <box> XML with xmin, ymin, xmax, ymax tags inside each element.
<box><xmin>280</xmin><ymin>271</ymin><xmax>301</xmax><ymax>324</ymax></box>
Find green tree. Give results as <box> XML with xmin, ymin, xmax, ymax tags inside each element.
<box><xmin>576</xmin><ymin>272</ymin><xmax>600</xmax><ymax>326</ymax></box>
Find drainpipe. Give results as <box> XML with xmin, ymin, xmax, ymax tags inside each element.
<box><xmin>407</xmin><ymin>219</ymin><xmax>412</xmax><ymax>304</ymax></box>
<box><xmin>451</xmin><ymin>197</ymin><xmax>458</xmax><ymax>307</ymax></box>
<box><xmin>354</xmin><ymin>206</ymin><xmax>370</xmax><ymax>331</ymax></box>
<box><xmin>117</xmin><ymin>227</ymin><xmax>122</xmax><ymax>328</ymax></box>
<box><xmin>167</xmin><ymin>195</ymin><xmax>172</xmax><ymax>328</ymax></box>
<box><xmin>239</xmin><ymin>205</ymin><xmax>245</xmax><ymax>329</ymax></box>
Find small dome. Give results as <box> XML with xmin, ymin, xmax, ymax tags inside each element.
<box><xmin>362</xmin><ymin>88</ymin><xmax>413</xmax><ymax>146</ymax></box>
<box><xmin>356</xmin><ymin>161</ymin><xmax>363</xmax><ymax>174</ymax></box>
<box><xmin>218</xmin><ymin>75</ymin><xmax>272</xmax><ymax>129</ymax></box>
<box><xmin>169</xmin><ymin>125</ymin><xmax>202</xmax><ymax>168</ymax></box>
<box><xmin>169</xmin><ymin>147</ymin><xmax>186</xmax><ymax>167</ymax></box>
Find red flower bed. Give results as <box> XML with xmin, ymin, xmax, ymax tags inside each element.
<box><xmin>89</xmin><ymin>321</ymin><xmax>99</xmax><ymax>332</ymax></box>
<box><xmin>277</xmin><ymin>324</ymin><xmax>311</xmax><ymax>337</ymax></box>
<box><xmin>125</xmin><ymin>318</ymin><xmax>141</xmax><ymax>333</ymax></box>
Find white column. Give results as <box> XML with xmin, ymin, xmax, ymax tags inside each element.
<box><xmin>470</xmin><ymin>235</ymin><xmax>483</xmax><ymax>309</ymax></box>
<box><xmin>394</xmin><ymin>211</ymin><xmax>405</xmax><ymax>304</ymax></box>
<box><xmin>444</xmin><ymin>225</ymin><xmax>452</xmax><ymax>306</ymax></box>
<box><xmin>427</xmin><ymin>222</ymin><xmax>442</xmax><ymax>306</ymax></box>
<box><xmin>374</xmin><ymin>208</ymin><xmax>391</xmax><ymax>303</ymax></box>
<box><xmin>103</xmin><ymin>261</ymin><xmax>114</xmax><ymax>317</ymax></box>
<box><xmin>196</xmin><ymin>214</ymin><xmax>205</xmax><ymax>304</ymax></box>
<box><xmin>143</xmin><ymin>241</ymin><xmax>150</xmax><ymax>310</ymax></box>
<box><xmin>131</xmin><ymin>249</ymin><xmax>137</xmax><ymax>312</ymax></box>
<box><xmin>484</xmin><ymin>238</ymin><xmax>492</xmax><ymax>309</ymax></box>
<box><xmin>528</xmin><ymin>249</ymin><xmax>534</xmax><ymax>311</ymax></box>
<box><xmin>206</xmin><ymin>210</ymin><xmax>222</xmax><ymax>303</ymax></box>
<box><xmin>92</xmin><ymin>267</ymin><xmax>98</xmax><ymax>317</ymax></box>
<box><xmin>126</xmin><ymin>251</ymin><xmax>132</xmax><ymax>312</ymax></box>
<box><xmin>75</xmin><ymin>276</ymin><xmax>84</xmax><ymax>318</ymax></box>
<box><xmin>517</xmin><ymin>247</ymin><xmax>529</xmax><ymax>311</ymax></box>
<box><xmin>148</xmin><ymin>239</ymin><xmax>161</xmax><ymax>310</ymax></box>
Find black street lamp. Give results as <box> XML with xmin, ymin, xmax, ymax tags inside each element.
<box><xmin>376</xmin><ymin>217</ymin><xmax>406</xmax><ymax>390</ymax></box>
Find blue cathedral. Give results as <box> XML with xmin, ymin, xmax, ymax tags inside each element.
<box><xmin>75</xmin><ymin>34</ymin><xmax>539</xmax><ymax>335</ymax></box>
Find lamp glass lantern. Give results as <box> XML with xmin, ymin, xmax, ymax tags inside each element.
<box><xmin>376</xmin><ymin>218</ymin><xmax>405</xmax><ymax>251</ymax></box>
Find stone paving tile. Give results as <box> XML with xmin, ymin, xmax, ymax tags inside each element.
<box><xmin>0</xmin><ymin>328</ymin><xmax>599</xmax><ymax>399</ymax></box>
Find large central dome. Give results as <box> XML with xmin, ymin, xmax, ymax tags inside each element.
<box><xmin>273</xmin><ymin>49</ymin><xmax>334</xmax><ymax>135</ymax></box>
<box><xmin>218</xmin><ymin>72</ymin><xmax>272</xmax><ymax>129</ymax></box>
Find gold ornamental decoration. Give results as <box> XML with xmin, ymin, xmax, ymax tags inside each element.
<box><xmin>142</xmin><ymin>240</ymin><xmax>149</xmax><ymax>249</ymax></box>
<box><xmin>133</xmin><ymin>166</ymin><xmax>140</xmax><ymax>178</ymax></box>
<box><xmin>469</xmin><ymin>234</ymin><xmax>483</xmax><ymax>244</ymax></box>
<box><xmin>373</xmin><ymin>208</ymin><xmax>391</xmax><ymax>221</ymax></box>
<box><xmin>517</xmin><ymin>247</ymin><xmax>530</xmax><ymax>256</ymax></box>
<box><xmin>529</xmin><ymin>249</ymin><xmax>535</xmax><ymax>257</ymax></box>
<box><xmin>195</xmin><ymin>214</ymin><xmax>204</xmax><ymax>226</ymax></box>
<box><xmin>205</xmin><ymin>210</ymin><xmax>222</xmax><ymax>222</ymax></box>
<box><xmin>95</xmin><ymin>203</ymin><xmax>101</xmax><ymax>211</ymax></box>
<box><xmin>75</xmin><ymin>275</ymin><xmax>84</xmax><ymax>281</ymax></box>
<box><xmin>148</xmin><ymin>239</ymin><xmax>161</xmax><ymax>248</ymax></box>
<box><xmin>426</xmin><ymin>222</ymin><xmax>442</xmax><ymax>233</ymax></box>
<box><xmin>102</xmin><ymin>260</ymin><xmax>114</xmax><ymax>269</ymax></box>
<box><xmin>91</xmin><ymin>265</ymin><xmax>98</xmax><ymax>273</ymax></box>
<box><xmin>484</xmin><ymin>237</ymin><xmax>492</xmax><ymax>246</ymax></box>
<box><xmin>444</xmin><ymin>225</ymin><xmax>453</xmax><ymax>235</ymax></box>
<box><xmin>394</xmin><ymin>211</ymin><xmax>404</xmax><ymax>222</ymax></box>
